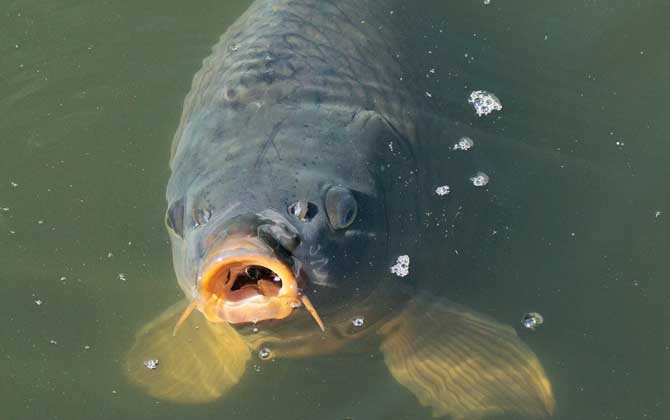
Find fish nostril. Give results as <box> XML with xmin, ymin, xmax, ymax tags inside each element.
<box><xmin>288</xmin><ymin>200</ymin><xmax>318</xmax><ymax>222</ymax></box>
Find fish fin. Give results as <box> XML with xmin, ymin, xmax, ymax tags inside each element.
<box><xmin>378</xmin><ymin>295</ymin><xmax>555</xmax><ymax>419</ymax></box>
<box><xmin>125</xmin><ymin>300</ymin><xmax>251</xmax><ymax>403</ymax></box>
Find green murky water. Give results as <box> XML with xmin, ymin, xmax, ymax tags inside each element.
<box><xmin>1</xmin><ymin>1</ymin><xmax>668</xmax><ymax>419</ymax></box>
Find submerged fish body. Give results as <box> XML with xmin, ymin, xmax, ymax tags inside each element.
<box><xmin>165</xmin><ymin>0</ymin><xmax>426</xmax><ymax>333</ymax></box>
<box><xmin>127</xmin><ymin>1</ymin><xmax>556</xmax><ymax>418</ymax></box>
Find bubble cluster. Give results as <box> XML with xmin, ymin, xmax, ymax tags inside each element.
<box><xmin>468</xmin><ymin>91</ymin><xmax>502</xmax><ymax>117</ymax></box>
<box><xmin>470</xmin><ymin>172</ymin><xmax>490</xmax><ymax>187</ymax></box>
<box><xmin>435</xmin><ymin>185</ymin><xmax>451</xmax><ymax>196</ymax></box>
<box><xmin>390</xmin><ymin>255</ymin><xmax>410</xmax><ymax>277</ymax></box>
<box><xmin>143</xmin><ymin>359</ymin><xmax>159</xmax><ymax>370</ymax></box>
<box><xmin>453</xmin><ymin>137</ymin><xmax>474</xmax><ymax>151</ymax></box>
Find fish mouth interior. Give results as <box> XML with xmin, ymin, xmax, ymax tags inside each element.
<box><xmin>199</xmin><ymin>237</ymin><xmax>300</xmax><ymax>324</ymax></box>
<box><xmin>217</xmin><ymin>263</ymin><xmax>283</xmax><ymax>299</ymax></box>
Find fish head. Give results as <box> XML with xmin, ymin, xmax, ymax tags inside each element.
<box><xmin>164</xmin><ymin>111</ymin><xmax>396</xmax><ymax>330</ymax></box>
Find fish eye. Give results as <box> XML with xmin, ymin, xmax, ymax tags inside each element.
<box><xmin>166</xmin><ymin>198</ymin><xmax>185</xmax><ymax>238</ymax></box>
<box><xmin>287</xmin><ymin>200</ymin><xmax>318</xmax><ymax>222</ymax></box>
<box><xmin>193</xmin><ymin>207</ymin><xmax>212</xmax><ymax>228</ymax></box>
<box><xmin>324</xmin><ymin>186</ymin><xmax>358</xmax><ymax>230</ymax></box>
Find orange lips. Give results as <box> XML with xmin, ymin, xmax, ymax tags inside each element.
<box><xmin>174</xmin><ymin>236</ymin><xmax>324</xmax><ymax>333</ymax></box>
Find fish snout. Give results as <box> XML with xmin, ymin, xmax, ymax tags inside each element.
<box><xmin>194</xmin><ymin>231</ymin><xmax>324</xmax><ymax>331</ymax></box>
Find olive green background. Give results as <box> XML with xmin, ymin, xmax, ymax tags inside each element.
<box><xmin>1</xmin><ymin>1</ymin><xmax>668</xmax><ymax>419</ymax></box>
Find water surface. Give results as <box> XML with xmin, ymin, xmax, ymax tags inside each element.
<box><xmin>1</xmin><ymin>1</ymin><xmax>668</xmax><ymax>419</ymax></box>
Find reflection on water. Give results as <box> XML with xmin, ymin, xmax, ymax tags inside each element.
<box><xmin>1</xmin><ymin>1</ymin><xmax>669</xmax><ymax>419</ymax></box>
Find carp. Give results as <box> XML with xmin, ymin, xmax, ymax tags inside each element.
<box><xmin>126</xmin><ymin>1</ymin><xmax>555</xmax><ymax>418</ymax></box>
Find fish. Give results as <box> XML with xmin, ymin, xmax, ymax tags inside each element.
<box><xmin>125</xmin><ymin>1</ymin><xmax>555</xmax><ymax>418</ymax></box>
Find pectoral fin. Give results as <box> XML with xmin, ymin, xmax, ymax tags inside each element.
<box><xmin>378</xmin><ymin>296</ymin><xmax>555</xmax><ymax>419</ymax></box>
<box><xmin>125</xmin><ymin>300</ymin><xmax>251</xmax><ymax>403</ymax></box>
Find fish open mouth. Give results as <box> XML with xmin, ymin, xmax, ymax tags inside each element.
<box><xmin>194</xmin><ymin>236</ymin><xmax>324</xmax><ymax>331</ymax></box>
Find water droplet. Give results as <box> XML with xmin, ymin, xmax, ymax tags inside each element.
<box><xmin>390</xmin><ymin>255</ymin><xmax>410</xmax><ymax>277</ymax></box>
<box><xmin>470</xmin><ymin>172</ymin><xmax>490</xmax><ymax>187</ymax></box>
<box><xmin>143</xmin><ymin>359</ymin><xmax>159</xmax><ymax>370</ymax></box>
<box><xmin>468</xmin><ymin>91</ymin><xmax>502</xmax><ymax>116</ymax></box>
<box><xmin>452</xmin><ymin>137</ymin><xmax>474</xmax><ymax>151</ymax></box>
<box><xmin>521</xmin><ymin>312</ymin><xmax>544</xmax><ymax>330</ymax></box>
<box><xmin>435</xmin><ymin>185</ymin><xmax>451</xmax><ymax>196</ymax></box>
<box><xmin>258</xmin><ymin>347</ymin><xmax>272</xmax><ymax>360</ymax></box>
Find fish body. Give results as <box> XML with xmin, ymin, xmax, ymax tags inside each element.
<box><xmin>127</xmin><ymin>1</ymin><xmax>556</xmax><ymax>418</ymax></box>
<box><xmin>166</xmin><ymin>0</ymin><xmax>424</xmax><ymax>317</ymax></box>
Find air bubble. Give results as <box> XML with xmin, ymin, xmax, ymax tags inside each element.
<box><xmin>470</xmin><ymin>172</ymin><xmax>490</xmax><ymax>187</ymax></box>
<box><xmin>521</xmin><ymin>312</ymin><xmax>544</xmax><ymax>330</ymax></box>
<box><xmin>390</xmin><ymin>255</ymin><xmax>410</xmax><ymax>277</ymax></box>
<box><xmin>258</xmin><ymin>347</ymin><xmax>272</xmax><ymax>360</ymax></box>
<box><xmin>453</xmin><ymin>137</ymin><xmax>474</xmax><ymax>151</ymax></box>
<box><xmin>352</xmin><ymin>317</ymin><xmax>365</xmax><ymax>327</ymax></box>
<box><xmin>435</xmin><ymin>185</ymin><xmax>451</xmax><ymax>196</ymax></box>
<box><xmin>143</xmin><ymin>359</ymin><xmax>159</xmax><ymax>370</ymax></box>
<box><xmin>468</xmin><ymin>90</ymin><xmax>502</xmax><ymax>117</ymax></box>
